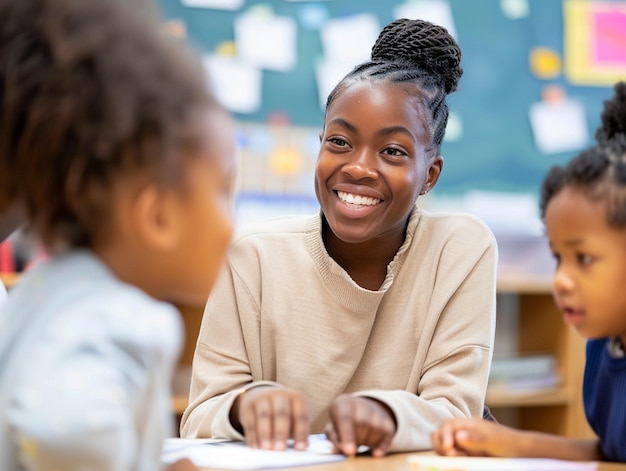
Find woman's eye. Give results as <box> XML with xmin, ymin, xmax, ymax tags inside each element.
<box><xmin>383</xmin><ymin>147</ymin><xmax>406</xmax><ymax>157</ymax></box>
<box><xmin>328</xmin><ymin>137</ymin><xmax>348</xmax><ymax>147</ymax></box>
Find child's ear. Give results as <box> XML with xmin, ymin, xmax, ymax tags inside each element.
<box><xmin>130</xmin><ymin>184</ymin><xmax>180</xmax><ymax>250</ymax></box>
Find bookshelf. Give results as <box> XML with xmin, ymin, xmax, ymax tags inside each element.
<box><xmin>489</xmin><ymin>274</ymin><xmax>595</xmax><ymax>439</ymax></box>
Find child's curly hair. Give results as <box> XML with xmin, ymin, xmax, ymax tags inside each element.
<box><xmin>540</xmin><ymin>82</ymin><xmax>626</xmax><ymax>228</ymax></box>
<box><xmin>0</xmin><ymin>0</ymin><xmax>218</xmax><ymax>248</ymax></box>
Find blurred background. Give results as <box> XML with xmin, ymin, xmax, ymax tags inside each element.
<box><xmin>156</xmin><ymin>0</ymin><xmax>622</xmax><ymax>236</ymax></box>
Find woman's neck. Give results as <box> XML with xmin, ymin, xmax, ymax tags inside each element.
<box><xmin>322</xmin><ymin>218</ymin><xmax>407</xmax><ymax>290</ymax></box>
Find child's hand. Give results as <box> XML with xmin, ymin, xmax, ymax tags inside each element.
<box><xmin>166</xmin><ymin>458</ymin><xmax>201</xmax><ymax>471</ymax></box>
<box><xmin>236</xmin><ymin>386</ymin><xmax>310</xmax><ymax>451</ymax></box>
<box><xmin>325</xmin><ymin>394</ymin><xmax>396</xmax><ymax>458</ymax></box>
<box><xmin>432</xmin><ymin>418</ymin><xmax>519</xmax><ymax>457</ymax></box>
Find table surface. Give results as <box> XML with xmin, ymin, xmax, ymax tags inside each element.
<box><xmin>200</xmin><ymin>451</ymin><xmax>626</xmax><ymax>471</ymax></box>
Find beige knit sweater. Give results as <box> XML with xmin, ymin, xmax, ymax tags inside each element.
<box><xmin>181</xmin><ymin>206</ymin><xmax>497</xmax><ymax>452</ymax></box>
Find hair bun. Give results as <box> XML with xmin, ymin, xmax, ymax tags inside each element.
<box><xmin>596</xmin><ymin>82</ymin><xmax>626</xmax><ymax>150</ymax></box>
<box><xmin>370</xmin><ymin>18</ymin><xmax>462</xmax><ymax>94</ymax></box>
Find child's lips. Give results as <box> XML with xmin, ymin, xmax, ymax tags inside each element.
<box><xmin>562</xmin><ymin>307</ymin><xmax>585</xmax><ymax>326</ymax></box>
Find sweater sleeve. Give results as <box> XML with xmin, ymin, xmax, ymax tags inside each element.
<box><xmin>180</xmin><ymin>259</ymin><xmax>280</xmax><ymax>439</ymax></box>
<box><xmin>353</xmin><ymin>227</ymin><xmax>498</xmax><ymax>452</ymax></box>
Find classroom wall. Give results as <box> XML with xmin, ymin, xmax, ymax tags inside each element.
<box><xmin>156</xmin><ymin>0</ymin><xmax>621</xmax><ymax>199</ymax></box>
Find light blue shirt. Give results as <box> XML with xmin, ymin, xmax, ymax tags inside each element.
<box><xmin>0</xmin><ymin>250</ymin><xmax>183</xmax><ymax>471</ymax></box>
<box><xmin>0</xmin><ymin>278</ymin><xmax>6</xmax><ymax>309</ymax></box>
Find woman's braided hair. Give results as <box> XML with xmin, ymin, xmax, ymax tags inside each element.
<box><xmin>540</xmin><ymin>82</ymin><xmax>626</xmax><ymax>228</ymax></box>
<box><xmin>325</xmin><ymin>18</ymin><xmax>463</xmax><ymax>154</ymax></box>
<box><xmin>0</xmin><ymin>0</ymin><xmax>217</xmax><ymax>249</ymax></box>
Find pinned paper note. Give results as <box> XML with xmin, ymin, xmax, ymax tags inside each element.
<box><xmin>320</xmin><ymin>13</ymin><xmax>380</xmax><ymax>63</ymax></box>
<box><xmin>215</xmin><ymin>41</ymin><xmax>237</xmax><ymax>57</ymax></box>
<box><xmin>203</xmin><ymin>55</ymin><xmax>262</xmax><ymax>114</ymax></box>
<box><xmin>500</xmin><ymin>0</ymin><xmax>530</xmax><ymax>19</ymax></box>
<box><xmin>564</xmin><ymin>1</ymin><xmax>626</xmax><ymax>86</ymax></box>
<box><xmin>529</xmin><ymin>47</ymin><xmax>561</xmax><ymax>79</ymax></box>
<box><xmin>269</xmin><ymin>146</ymin><xmax>303</xmax><ymax>176</ymax></box>
<box><xmin>181</xmin><ymin>0</ymin><xmax>244</xmax><ymax>10</ymax></box>
<box><xmin>163</xmin><ymin>20</ymin><xmax>186</xmax><ymax>39</ymax></box>
<box><xmin>297</xmin><ymin>3</ymin><xmax>329</xmax><ymax>31</ymax></box>
<box><xmin>234</xmin><ymin>10</ymin><xmax>297</xmax><ymax>72</ymax></box>
<box><xmin>529</xmin><ymin>98</ymin><xmax>589</xmax><ymax>155</ymax></box>
<box><xmin>315</xmin><ymin>58</ymin><xmax>357</xmax><ymax>110</ymax></box>
<box><xmin>393</xmin><ymin>0</ymin><xmax>457</xmax><ymax>38</ymax></box>
<box><xmin>444</xmin><ymin>111</ymin><xmax>463</xmax><ymax>142</ymax></box>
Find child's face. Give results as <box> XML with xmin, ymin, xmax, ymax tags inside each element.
<box><xmin>545</xmin><ymin>185</ymin><xmax>626</xmax><ymax>344</ymax></box>
<box><xmin>167</xmin><ymin>109</ymin><xmax>236</xmax><ymax>306</ymax></box>
<box><xmin>315</xmin><ymin>81</ymin><xmax>441</xmax><ymax>244</ymax></box>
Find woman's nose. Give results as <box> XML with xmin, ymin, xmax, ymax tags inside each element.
<box><xmin>342</xmin><ymin>150</ymin><xmax>378</xmax><ymax>180</ymax></box>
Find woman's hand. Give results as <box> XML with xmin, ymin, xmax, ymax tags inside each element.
<box><xmin>231</xmin><ymin>386</ymin><xmax>310</xmax><ymax>451</ymax></box>
<box><xmin>325</xmin><ymin>394</ymin><xmax>396</xmax><ymax>458</ymax></box>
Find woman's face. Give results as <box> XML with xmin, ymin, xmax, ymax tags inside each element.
<box><xmin>315</xmin><ymin>81</ymin><xmax>442</xmax><ymax>245</ymax></box>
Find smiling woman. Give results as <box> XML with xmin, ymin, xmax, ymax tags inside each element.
<box><xmin>181</xmin><ymin>18</ymin><xmax>498</xmax><ymax>459</ymax></box>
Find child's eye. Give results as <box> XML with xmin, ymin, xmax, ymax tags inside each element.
<box><xmin>577</xmin><ymin>253</ymin><xmax>593</xmax><ymax>266</ymax></box>
<box><xmin>551</xmin><ymin>252</ymin><xmax>561</xmax><ymax>266</ymax></box>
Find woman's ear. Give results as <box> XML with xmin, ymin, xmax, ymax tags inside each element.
<box><xmin>130</xmin><ymin>184</ymin><xmax>180</xmax><ymax>251</ymax></box>
<box><xmin>420</xmin><ymin>155</ymin><xmax>444</xmax><ymax>195</ymax></box>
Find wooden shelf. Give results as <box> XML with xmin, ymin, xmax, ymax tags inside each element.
<box><xmin>496</xmin><ymin>274</ymin><xmax>553</xmax><ymax>294</ymax></box>
<box><xmin>172</xmin><ymin>395</ymin><xmax>188</xmax><ymax>416</ymax></box>
<box><xmin>489</xmin><ymin>289</ymin><xmax>595</xmax><ymax>439</ymax></box>
<box><xmin>486</xmin><ymin>386</ymin><xmax>573</xmax><ymax>408</ymax></box>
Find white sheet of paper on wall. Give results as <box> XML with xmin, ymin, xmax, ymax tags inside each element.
<box><xmin>320</xmin><ymin>13</ymin><xmax>380</xmax><ymax>63</ymax></box>
<box><xmin>528</xmin><ymin>99</ymin><xmax>589</xmax><ymax>155</ymax></box>
<box><xmin>180</xmin><ymin>0</ymin><xmax>244</xmax><ymax>10</ymax></box>
<box><xmin>234</xmin><ymin>13</ymin><xmax>297</xmax><ymax>72</ymax></box>
<box><xmin>203</xmin><ymin>55</ymin><xmax>262</xmax><ymax>114</ymax></box>
<box><xmin>393</xmin><ymin>0</ymin><xmax>457</xmax><ymax>38</ymax></box>
<box><xmin>315</xmin><ymin>58</ymin><xmax>357</xmax><ymax>110</ymax></box>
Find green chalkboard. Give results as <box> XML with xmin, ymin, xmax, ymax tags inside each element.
<box><xmin>156</xmin><ymin>0</ymin><xmax>616</xmax><ymax>196</ymax></box>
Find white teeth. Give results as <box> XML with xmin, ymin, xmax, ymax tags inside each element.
<box><xmin>337</xmin><ymin>191</ymin><xmax>381</xmax><ymax>206</ymax></box>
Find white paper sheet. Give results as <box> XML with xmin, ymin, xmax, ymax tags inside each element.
<box><xmin>393</xmin><ymin>0</ymin><xmax>457</xmax><ymax>38</ymax></box>
<box><xmin>234</xmin><ymin>13</ymin><xmax>297</xmax><ymax>72</ymax></box>
<box><xmin>315</xmin><ymin>57</ymin><xmax>356</xmax><ymax>109</ymax></box>
<box><xmin>408</xmin><ymin>455</ymin><xmax>597</xmax><ymax>471</ymax></box>
<box><xmin>203</xmin><ymin>55</ymin><xmax>262</xmax><ymax>114</ymax></box>
<box><xmin>181</xmin><ymin>0</ymin><xmax>244</xmax><ymax>10</ymax></box>
<box><xmin>529</xmin><ymin>98</ymin><xmax>590</xmax><ymax>155</ymax></box>
<box><xmin>320</xmin><ymin>13</ymin><xmax>380</xmax><ymax>63</ymax></box>
<box><xmin>162</xmin><ymin>434</ymin><xmax>347</xmax><ymax>469</ymax></box>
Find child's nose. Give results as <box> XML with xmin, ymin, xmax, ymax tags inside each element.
<box><xmin>553</xmin><ymin>265</ymin><xmax>575</xmax><ymax>295</ymax></box>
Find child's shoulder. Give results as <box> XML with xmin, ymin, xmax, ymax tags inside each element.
<box><xmin>6</xmin><ymin>251</ymin><xmax>182</xmax><ymax>361</ymax></box>
<box><xmin>10</xmin><ymin>250</ymin><xmax>179</xmax><ymax>325</ymax></box>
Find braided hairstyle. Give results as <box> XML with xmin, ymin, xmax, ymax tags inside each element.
<box><xmin>540</xmin><ymin>82</ymin><xmax>626</xmax><ymax>228</ymax></box>
<box><xmin>325</xmin><ymin>18</ymin><xmax>463</xmax><ymax>155</ymax></box>
<box><xmin>0</xmin><ymin>0</ymin><xmax>218</xmax><ymax>249</ymax></box>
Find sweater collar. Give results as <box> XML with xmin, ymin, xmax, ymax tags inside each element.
<box><xmin>305</xmin><ymin>205</ymin><xmax>421</xmax><ymax>312</ymax></box>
